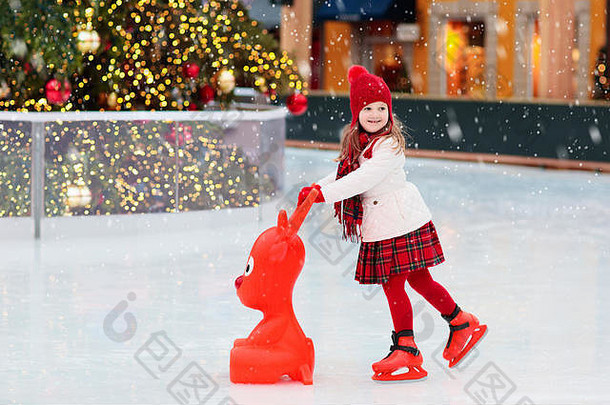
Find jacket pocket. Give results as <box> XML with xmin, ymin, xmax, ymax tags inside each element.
<box><xmin>362</xmin><ymin>198</ymin><xmax>382</xmax><ymax>230</ymax></box>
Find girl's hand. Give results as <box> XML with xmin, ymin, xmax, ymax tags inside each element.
<box><xmin>298</xmin><ymin>184</ymin><xmax>324</xmax><ymax>205</ymax></box>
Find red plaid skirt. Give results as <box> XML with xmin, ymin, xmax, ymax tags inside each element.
<box><xmin>355</xmin><ymin>221</ymin><xmax>445</xmax><ymax>284</ymax></box>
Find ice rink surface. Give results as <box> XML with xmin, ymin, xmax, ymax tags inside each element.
<box><xmin>2</xmin><ymin>147</ymin><xmax>609</xmax><ymax>405</ymax></box>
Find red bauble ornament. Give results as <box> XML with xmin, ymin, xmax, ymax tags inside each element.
<box><xmin>287</xmin><ymin>92</ymin><xmax>308</xmax><ymax>116</ymax></box>
<box><xmin>183</xmin><ymin>62</ymin><xmax>200</xmax><ymax>79</ymax></box>
<box><xmin>165</xmin><ymin>124</ymin><xmax>193</xmax><ymax>146</ymax></box>
<box><xmin>45</xmin><ymin>79</ymin><xmax>72</xmax><ymax>105</ymax></box>
<box><xmin>198</xmin><ymin>84</ymin><xmax>215</xmax><ymax>104</ymax></box>
<box><xmin>187</xmin><ymin>103</ymin><xmax>198</xmax><ymax>111</ymax></box>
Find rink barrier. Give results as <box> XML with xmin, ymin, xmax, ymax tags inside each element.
<box><xmin>286</xmin><ymin>93</ymin><xmax>610</xmax><ymax>166</ymax></box>
<box><xmin>0</xmin><ymin>108</ymin><xmax>287</xmax><ymax>238</ymax></box>
<box><xmin>285</xmin><ymin>139</ymin><xmax>610</xmax><ymax>173</ymax></box>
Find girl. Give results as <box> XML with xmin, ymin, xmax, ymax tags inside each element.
<box><xmin>298</xmin><ymin>65</ymin><xmax>487</xmax><ymax>381</ymax></box>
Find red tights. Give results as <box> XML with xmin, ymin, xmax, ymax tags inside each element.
<box><xmin>381</xmin><ymin>269</ymin><xmax>456</xmax><ymax>332</ymax></box>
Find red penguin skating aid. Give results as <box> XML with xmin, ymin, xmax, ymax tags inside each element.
<box><xmin>230</xmin><ymin>189</ymin><xmax>319</xmax><ymax>385</ymax></box>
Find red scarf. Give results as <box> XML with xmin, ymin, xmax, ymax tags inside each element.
<box><xmin>333</xmin><ymin>129</ymin><xmax>389</xmax><ymax>242</ymax></box>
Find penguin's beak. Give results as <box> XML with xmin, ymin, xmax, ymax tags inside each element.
<box><xmin>235</xmin><ymin>275</ymin><xmax>244</xmax><ymax>290</ymax></box>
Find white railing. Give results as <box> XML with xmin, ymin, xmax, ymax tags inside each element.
<box><xmin>0</xmin><ymin>107</ymin><xmax>287</xmax><ymax>238</ymax></box>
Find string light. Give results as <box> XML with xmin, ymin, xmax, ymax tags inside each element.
<box><xmin>1</xmin><ymin>0</ymin><xmax>305</xmax><ymax>111</ymax></box>
<box><xmin>1</xmin><ymin>118</ymin><xmax>274</xmax><ymax>216</ymax></box>
<box><xmin>92</xmin><ymin>0</ymin><xmax>305</xmax><ymax>109</ymax></box>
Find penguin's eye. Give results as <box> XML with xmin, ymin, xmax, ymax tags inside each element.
<box><xmin>245</xmin><ymin>256</ymin><xmax>254</xmax><ymax>276</ymax></box>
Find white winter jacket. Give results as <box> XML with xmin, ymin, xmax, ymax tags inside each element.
<box><xmin>318</xmin><ymin>137</ymin><xmax>432</xmax><ymax>243</ymax></box>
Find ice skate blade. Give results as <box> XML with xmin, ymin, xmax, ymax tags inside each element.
<box><xmin>372</xmin><ymin>374</ymin><xmax>428</xmax><ymax>383</ymax></box>
<box><xmin>372</xmin><ymin>366</ymin><xmax>428</xmax><ymax>382</ymax></box>
<box><xmin>449</xmin><ymin>324</ymin><xmax>488</xmax><ymax>368</ymax></box>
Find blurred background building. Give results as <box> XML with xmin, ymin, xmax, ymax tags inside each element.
<box><xmin>250</xmin><ymin>0</ymin><xmax>610</xmax><ymax>101</ymax></box>
<box><xmin>241</xmin><ymin>0</ymin><xmax>610</xmax><ymax>170</ymax></box>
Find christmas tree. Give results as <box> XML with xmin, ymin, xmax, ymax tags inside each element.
<box><xmin>0</xmin><ymin>0</ymin><xmax>294</xmax><ymax>217</ymax></box>
<box><xmin>0</xmin><ymin>0</ymin><xmax>305</xmax><ymax>111</ymax></box>
<box><xmin>0</xmin><ymin>0</ymin><xmax>83</xmax><ymax>110</ymax></box>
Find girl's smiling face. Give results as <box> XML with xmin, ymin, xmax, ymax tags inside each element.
<box><xmin>358</xmin><ymin>101</ymin><xmax>389</xmax><ymax>134</ymax></box>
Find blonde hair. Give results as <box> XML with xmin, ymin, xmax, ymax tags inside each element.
<box><xmin>335</xmin><ymin>114</ymin><xmax>408</xmax><ymax>163</ymax></box>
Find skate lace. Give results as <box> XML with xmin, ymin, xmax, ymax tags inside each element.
<box><xmin>445</xmin><ymin>321</ymin><xmax>470</xmax><ymax>349</ymax></box>
<box><xmin>388</xmin><ymin>330</ymin><xmax>420</xmax><ymax>357</ymax></box>
<box><xmin>389</xmin><ymin>343</ymin><xmax>420</xmax><ymax>356</ymax></box>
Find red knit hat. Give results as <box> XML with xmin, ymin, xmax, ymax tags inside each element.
<box><xmin>348</xmin><ymin>65</ymin><xmax>393</xmax><ymax>129</ymax></box>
